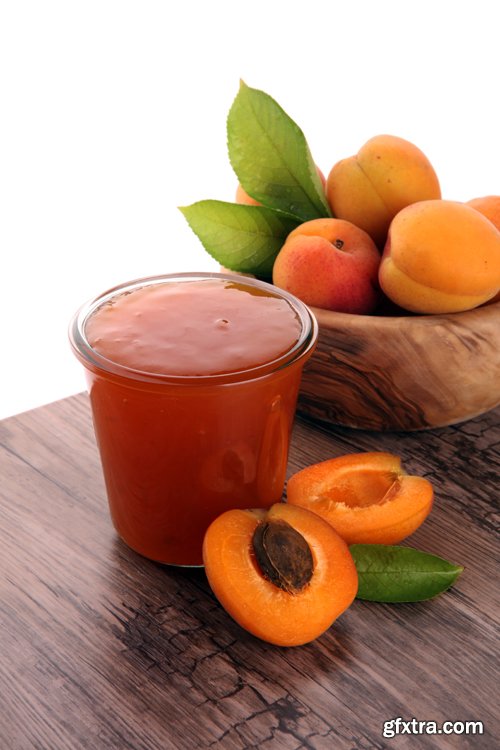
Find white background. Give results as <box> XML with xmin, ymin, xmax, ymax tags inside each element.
<box><xmin>1</xmin><ymin>0</ymin><xmax>498</xmax><ymax>419</ymax></box>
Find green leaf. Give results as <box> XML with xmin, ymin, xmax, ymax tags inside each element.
<box><xmin>179</xmin><ymin>200</ymin><xmax>299</xmax><ymax>279</ymax></box>
<box><xmin>227</xmin><ymin>81</ymin><xmax>331</xmax><ymax>222</ymax></box>
<box><xmin>350</xmin><ymin>545</ymin><xmax>464</xmax><ymax>603</ymax></box>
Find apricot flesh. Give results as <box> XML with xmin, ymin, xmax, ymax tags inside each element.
<box><xmin>379</xmin><ymin>199</ymin><xmax>500</xmax><ymax>314</ymax></box>
<box><xmin>326</xmin><ymin>134</ymin><xmax>441</xmax><ymax>248</ymax></box>
<box><xmin>286</xmin><ymin>452</ymin><xmax>433</xmax><ymax>545</ymax></box>
<box><xmin>202</xmin><ymin>502</ymin><xmax>358</xmax><ymax>647</ymax></box>
<box><xmin>272</xmin><ymin>217</ymin><xmax>381</xmax><ymax>313</ymax></box>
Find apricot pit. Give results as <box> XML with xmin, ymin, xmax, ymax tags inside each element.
<box><xmin>252</xmin><ymin>518</ymin><xmax>313</xmax><ymax>593</ymax></box>
<box><xmin>202</xmin><ymin>502</ymin><xmax>358</xmax><ymax>647</ymax></box>
<box><xmin>286</xmin><ymin>452</ymin><xmax>433</xmax><ymax>545</ymax></box>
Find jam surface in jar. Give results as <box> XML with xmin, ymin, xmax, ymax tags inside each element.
<box><xmin>85</xmin><ymin>278</ymin><xmax>303</xmax><ymax>377</ymax></box>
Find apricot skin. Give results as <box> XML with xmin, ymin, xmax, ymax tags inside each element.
<box><xmin>379</xmin><ymin>199</ymin><xmax>500</xmax><ymax>314</ymax></box>
<box><xmin>272</xmin><ymin>217</ymin><xmax>381</xmax><ymax>314</ymax></box>
<box><xmin>202</xmin><ymin>502</ymin><xmax>358</xmax><ymax>647</ymax></box>
<box><xmin>468</xmin><ymin>198</ymin><xmax>500</xmax><ymax>303</ymax></box>
<box><xmin>286</xmin><ymin>452</ymin><xmax>434</xmax><ymax>546</ymax></box>
<box><xmin>466</xmin><ymin>195</ymin><xmax>500</xmax><ymax>232</ymax></box>
<box><xmin>235</xmin><ymin>184</ymin><xmax>261</xmax><ymax>206</ymax></box>
<box><xmin>467</xmin><ymin>198</ymin><xmax>500</xmax><ymax>304</ymax></box>
<box><xmin>326</xmin><ymin>135</ymin><xmax>441</xmax><ymax>248</ymax></box>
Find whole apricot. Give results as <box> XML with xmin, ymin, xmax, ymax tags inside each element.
<box><xmin>202</xmin><ymin>502</ymin><xmax>358</xmax><ymax>647</ymax></box>
<box><xmin>272</xmin><ymin>217</ymin><xmax>381</xmax><ymax>314</ymax></box>
<box><xmin>326</xmin><ymin>134</ymin><xmax>441</xmax><ymax>248</ymax></box>
<box><xmin>287</xmin><ymin>452</ymin><xmax>433</xmax><ymax>545</ymax></box>
<box><xmin>379</xmin><ymin>199</ymin><xmax>500</xmax><ymax>314</ymax></box>
<box><xmin>466</xmin><ymin>195</ymin><xmax>500</xmax><ymax>231</ymax></box>
<box><xmin>467</xmin><ymin>197</ymin><xmax>500</xmax><ymax>303</ymax></box>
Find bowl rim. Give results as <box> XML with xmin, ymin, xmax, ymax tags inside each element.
<box><xmin>309</xmin><ymin>298</ymin><xmax>500</xmax><ymax>329</ymax></box>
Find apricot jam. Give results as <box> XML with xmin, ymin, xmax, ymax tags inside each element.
<box><xmin>70</xmin><ymin>273</ymin><xmax>317</xmax><ymax>566</ymax></box>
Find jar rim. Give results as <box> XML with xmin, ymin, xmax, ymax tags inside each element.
<box><xmin>69</xmin><ymin>271</ymin><xmax>318</xmax><ymax>385</ymax></box>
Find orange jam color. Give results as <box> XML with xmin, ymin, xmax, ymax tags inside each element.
<box><xmin>70</xmin><ymin>273</ymin><xmax>317</xmax><ymax>565</ymax></box>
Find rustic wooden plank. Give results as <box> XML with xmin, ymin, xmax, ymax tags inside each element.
<box><xmin>0</xmin><ymin>394</ymin><xmax>498</xmax><ymax>749</ymax></box>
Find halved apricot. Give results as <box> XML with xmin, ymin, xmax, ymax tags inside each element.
<box><xmin>286</xmin><ymin>452</ymin><xmax>433</xmax><ymax>545</ymax></box>
<box><xmin>202</xmin><ymin>503</ymin><xmax>358</xmax><ymax>647</ymax></box>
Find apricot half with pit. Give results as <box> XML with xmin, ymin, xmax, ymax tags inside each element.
<box><xmin>286</xmin><ymin>452</ymin><xmax>433</xmax><ymax>545</ymax></box>
<box><xmin>202</xmin><ymin>502</ymin><xmax>358</xmax><ymax>647</ymax></box>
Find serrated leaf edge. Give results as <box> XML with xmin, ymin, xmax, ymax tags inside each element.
<box><xmin>227</xmin><ymin>82</ymin><xmax>331</xmax><ymax>220</ymax></box>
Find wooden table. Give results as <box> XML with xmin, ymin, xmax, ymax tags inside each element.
<box><xmin>1</xmin><ymin>393</ymin><xmax>498</xmax><ymax>750</ymax></box>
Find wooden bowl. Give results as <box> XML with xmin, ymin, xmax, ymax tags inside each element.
<box><xmin>297</xmin><ymin>299</ymin><xmax>500</xmax><ymax>431</ymax></box>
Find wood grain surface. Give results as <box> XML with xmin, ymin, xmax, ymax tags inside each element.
<box><xmin>0</xmin><ymin>393</ymin><xmax>499</xmax><ymax>750</ymax></box>
<box><xmin>298</xmin><ymin>300</ymin><xmax>500</xmax><ymax>432</ymax></box>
